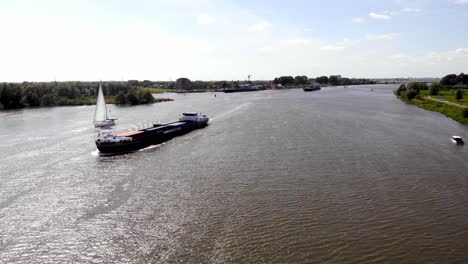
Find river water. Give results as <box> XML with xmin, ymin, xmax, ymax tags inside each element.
<box><xmin>1</xmin><ymin>85</ymin><xmax>467</xmax><ymax>263</ymax></box>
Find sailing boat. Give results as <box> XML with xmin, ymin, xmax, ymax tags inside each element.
<box><xmin>93</xmin><ymin>83</ymin><xmax>116</xmax><ymax>128</ymax></box>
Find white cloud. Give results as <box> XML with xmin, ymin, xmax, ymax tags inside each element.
<box><xmin>257</xmin><ymin>46</ymin><xmax>274</xmax><ymax>53</ymax></box>
<box><xmin>389</xmin><ymin>48</ymin><xmax>468</xmax><ymax>67</ymax></box>
<box><xmin>401</xmin><ymin>7</ymin><xmax>420</xmax><ymax>13</ymax></box>
<box><xmin>369</xmin><ymin>12</ymin><xmax>391</xmax><ymax>20</ymax></box>
<box><xmin>455</xmin><ymin>48</ymin><xmax>468</xmax><ymax>54</ymax></box>
<box><xmin>197</xmin><ymin>14</ymin><xmax>213</xmax><ymax>25</ymax></box>
<box><xmin>366</xmin><ymin>33</ymin><xmax>400</xmax><ymax>40</ymax></box>
<box><xmin>455</xmin><ymin>0</ymin><xmax>468</xmax><ymax>4</ymax></box>
<box><xmin>363</xmin><ymin>8</ymin><xmax>420</xmax><ymax>21</ymax></box>
<box><xmin>320</xmin><ymin>38</ymin><xmax>359</xmax><ymax>51</ymax></box>
<box><xmin>248</xmin><ymin>21</ymin><xmax>272</xmax><ymax>32</ymax></box>
<box><xmin>279</xmin><ymin>38</ymin><xmax>310</xmax><ymax>45</ymax></box>
<box><xmin>426</xmin><ymin>48</ymin><xmax>468</xmax><ymax>63</ymax></box>
<box><xmin>389</xmin><ymin>54</ymin><xmax>411</xmax><ymax>60</ymax></box>
<box><xmin>321</xmin><ymin>45</ymin><xmax>345</xmax><ymax>51</ymax></box>
<box><xmin>381</xmin><ymin>48</ymin><xmax>468</xmax><ymax>77</ymax></box>
<box><xmin>338</xmin><ymin>38</ymin><xmax>360</xmax><ymax>47</ymax></box>
<box><xmin>352</xmin><ymin>17</ymin><xmax>365</xmax><ymax>23</ymax></box>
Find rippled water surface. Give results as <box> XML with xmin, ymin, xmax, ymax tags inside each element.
<box><xmin>1</xmin><ymin>85</ymin><xmax>467</xmax><ymax>263</ymax></box>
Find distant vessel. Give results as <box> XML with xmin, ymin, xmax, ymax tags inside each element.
<box><xmin>96</xmin><ymin>112</ymin><xmax>209</xmax><ymax>155</ymax></box>
<box><xmin>451</xmin><ymin>136</ymin><xmax>464</xmax><ymax>144</ymax></box>
<box><xmin>224</xmin><ymin>84</ymin><xmax>265</xmax><ymax>93</ymax></box>
<box><xmin>93</xmin><ymin>83</ymin><xmax>116</xmax><ymax>128</ymax></box>
<box><xmin>224</xmin><ymin>75</ymin><xmax>266</xmax><ymax>93</ymax></box>
<box><xmin>303</xmin><ymin>84</ymin><xmax>321</xmax><ymax>92</ymax></box>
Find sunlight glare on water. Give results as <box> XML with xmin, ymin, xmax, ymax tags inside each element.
<box><xmin>0</xmin><ymin>86</ymin><xmax>467</xmax><ymax>263</ymax></box>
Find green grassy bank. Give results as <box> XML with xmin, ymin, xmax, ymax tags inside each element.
<box><xmin>419</xmin><ymin>90</ymin><xmax>468</xmax><ymax>107</ymax></box>
<box><xmin>143</xmin><ymin>88</ymin><xmax>174</xmax><ymax>94</ymax></box>
<box><xmin>397</xmin><ymin>94</ymin><xmax>468</xmax><ymax>125</ymax></box>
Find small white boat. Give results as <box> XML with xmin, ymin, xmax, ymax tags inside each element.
<box><xmin>93</xmin><ymin>83</ymin><xmax>117</xmax><ymax>128</ymax></box>
<box><xmin>451</xmin><ymin>136</ymin><xmax>464</xmax><ymax>144</ymax></box>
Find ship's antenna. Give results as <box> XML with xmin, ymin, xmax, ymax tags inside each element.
<box><xmin>248</xmin><ymin>74</ymin><xmax>252</xmax><ymax>81</ymax></box>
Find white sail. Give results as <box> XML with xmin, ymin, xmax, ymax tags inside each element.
<box><xmin>94</xmin><ymin>83</ymin><xmax>107</xmax><ymax>122</ymax></box>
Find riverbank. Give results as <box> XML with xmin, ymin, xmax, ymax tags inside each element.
<box><xmin>0</xmin><ymin>82</ymin><xmax>176</xmax><ymax>110</ymax></box>
<box><xmin>0</xmin><ymin>96</ymin><xmax>174</xmax><ymax>109</ymax></box>
<box><xmin>396</xmin><ymin>92</ymin><xmax>468</xmax><ymax>125</ymax></box>
<box><xmin>97</xmin><ymin>96</ymin><xmax>174</xmax><ymax>105</ymax></box>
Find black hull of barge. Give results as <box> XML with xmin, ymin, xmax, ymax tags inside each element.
<box><xmin>223</xmin><ymin>88</ymin><xmax>265</xmax><ymax>93</ymax></box>
<box><xmin>303</xmin><ymin>87</ymin><xmax>321</xmax><ymax>92</ymax></box>
<box><xmin>96</xmin><ymin>122</ymin><xmax>207</xmax><ymax>155</ymax></box>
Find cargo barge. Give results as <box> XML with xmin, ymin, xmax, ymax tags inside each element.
<box><xmin>303</xmin><ymin>84</ymin><xmax>321</xmax><ymax>92</ymax></box>
<box><xmin>96</xmin><ymin>113</ymin><xmax>209</xmax><ymax>155</ymax></box>
<box><xmin>223</xmin><ymin>75</ymin><xmax>266</xmax><ymax>93</ymax></box>
<box><xmin>224</xmin><ymin>84</ymin><xmax>265</xmax><ymax>93</ymax></box>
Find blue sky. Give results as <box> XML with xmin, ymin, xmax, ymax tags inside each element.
<box><xmin>0</xmin><ymin>0</ymin><xmax>467</xmax><ymax>81</ymax></box>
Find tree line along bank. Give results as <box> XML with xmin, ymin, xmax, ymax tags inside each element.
<box><xmin>0</xmin><ymin>76</ymin><xmax>375</xmax><ymax>110</ymax></box>
<box><xmin>0</xmin><ymin>81</ymin><xmax>162</xmax><ymax>109</ymax></box>
<box><xmin>272</xmin><ymin>75</ymin><xmax>375</xmax><ymax>86</ymax></box>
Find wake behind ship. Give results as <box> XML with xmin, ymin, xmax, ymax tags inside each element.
<box><xmin>96</xmin><ymin>113</ymin><xmax>209</xmax><ymax>155</ymax></box>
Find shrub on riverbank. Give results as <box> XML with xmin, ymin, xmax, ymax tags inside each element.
<box><xmin>0</xmin><ymin>83</ymin><xmax>24</xmax><ymax>109</ymax></box>
<box><xmin>40</xmin><ymin>94</ymin><xmax>57</xmax><ymax>106</ymax></box>
<box><xmin>407</xmin><ymin>82</ymin><xmax>428</xmax><ymax>92</ymax></box>
<box><xmin>136</xmin><ymin>89</ymin><xmax>155</xmax><ymax>104</ymax></box>
<box><xmin>115</xmin><ymin>92</ymin><xmax>126</xmax><ymax>105</ymax></box>
<box><xmin>456</xmin><ymin>89</ymin><xmax>464</xmax><ymax>101</ymax></box>
<box><xmin>398</xmin><ymin>82</ymin><xmax>422</xmax><ymax>100</ymax></box>
<box><xmin>463</xmin><ymin>108</ymin><xmax>468</xmax><ymax>118</ymax></box>
<box><xmin>113</xmin><ymin>89</ymin><xmax>153</xmax><ymax>105</ymax></box>
<box><xmin>396</xmin><ymin>82</ymin><xmax>433</xmax><ymax>100</ymax></box>
<box><xmin>429</xmin><ymin>83</ymin><xmax>441</xmax><ymax>95</ymax></box>
<box><xmin>405</xmin><ymin>89</ymin><xmax>418</xmax><ymax>100</ymax></box>
<box><xmin>396</xmin><ymin>84</ymin><xmax>407</xmax><ymax>96</ymax></box>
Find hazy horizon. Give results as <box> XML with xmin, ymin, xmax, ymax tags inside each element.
<box><xmin>0</xmin><ymin>76</ymin><xmax>444</xmax><ymax>84</ymax></box>
<box><xmin>1</xmin><ymin>0</ymin><xmax>467</xmax><ymax>82</ymax></box>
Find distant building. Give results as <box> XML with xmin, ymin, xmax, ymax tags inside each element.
<box><xmin>175</xmin><ymin>78</ymin><xmax>191</xmax><ymax>89</ymax></box>
<box><xmin>330</xmin><ymin>75</ymin><xmax>342</xmax><ymax>80</ymax></box>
